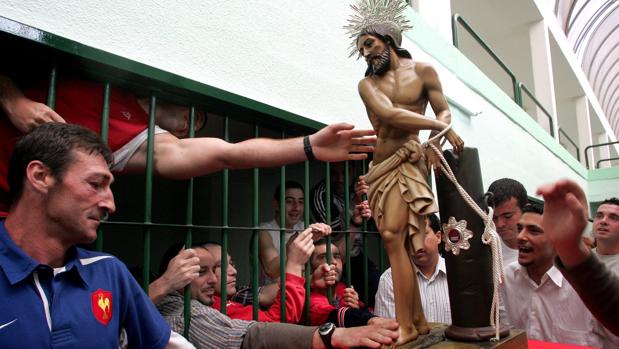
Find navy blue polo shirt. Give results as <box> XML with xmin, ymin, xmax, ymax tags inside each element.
<box><xmin>0</xmin><ymin>222</ymin><xmax>171</xmax><ymax>348</ymax></box>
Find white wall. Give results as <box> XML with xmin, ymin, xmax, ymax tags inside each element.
<box><xmin>1</xmin><ymin>0</ymin><xmax>588</xmax><ymax>194</ymax></box>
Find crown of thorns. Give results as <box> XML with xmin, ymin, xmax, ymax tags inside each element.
<box><xmin>344</xmin><ymin>0</ymin><xmax>413</xmax><ymax>58</ymax></box>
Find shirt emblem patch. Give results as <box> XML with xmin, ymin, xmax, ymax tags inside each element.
<box><xmin>121</xmin><ymin>111</ymin><xmax>132</xmax><ymax>120</ymax></box>
<box><xmin>91</xmin><ymin>289</ymin><xmax>113</xmax><ymax>326</ymax></box>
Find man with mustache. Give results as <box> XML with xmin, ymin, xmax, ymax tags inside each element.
<box><xmin>346</xmin><ymin>0</ymin><xmax>463</xmax><ymax>343</ymax></box>
<box><xmin>157</xmin><ymin>244</ymin><xmax>400</xmax><ymax>348</ymax></box>
<box><xmin>500</xmin><ymin>202</ymin><xmax>605</xmax><ymax>347</ymax></box>
<box><xmin>374</xmin><ymin>213</ymin><xmax>450</xmax><ymax>324</ymax></box>
<box><xmin>592</xmin><ymin>197</ymin><xmax>619</xmax><ymax>274</ymax></box>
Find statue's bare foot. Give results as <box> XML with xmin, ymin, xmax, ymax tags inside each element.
<box><xmin>393</xmin><ymin>325</ymin><xmax>419</xmax><ymax>347</ymax></box>
<box><xmin>415</xmin><ymin>323</ymin><xmax>430</xmax><ymax>336</ymax></box>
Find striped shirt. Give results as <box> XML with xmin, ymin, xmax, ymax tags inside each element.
<box><xmin>158</xmin><ymin>292</ymin><xmax>251</xmax><ymax>349</ymax></box>
<box><xmin>374</xmin><ymin>257</ymin><xmax>451</xmax><ymax>324</ymax></box>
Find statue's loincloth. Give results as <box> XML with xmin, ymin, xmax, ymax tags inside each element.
<box><xmin>366</xmin><ymin>139</ymin><xmax>437</xmax><ymax>237</ymax></box>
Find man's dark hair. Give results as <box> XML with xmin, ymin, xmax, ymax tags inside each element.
<box><xmin>273</xmin><ymin>180</ymin><xmax>304</xmax><ymax>201</ymax></box>
<box><xmin>8</xmin><ymin>123</ymin><xmax>113</xmax><ymax>203</ymax></box>
<box><xmin>428</xmin><ymin>213</ymin><xmax>441</xmax><ymax>233</ymax></box>
<box><xmin>600</xmin><ymin>198</ymin><xmax>619</xmax><ymax>207</ymax></box>
<box><xmin>487</xmin><ymin>178</ymin><xmax>528</xmax><ymax>209</ymax></box>
<box><xmin>360</xmin><ymin>30</ymin><xmax>412</xmax><ymax>77</ymax></box>
<box><xmin>522</xmin><ymin>202</ymin><xmax>544</xmax><ymax>215</ymax></box>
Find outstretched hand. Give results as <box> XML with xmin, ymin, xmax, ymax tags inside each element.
<box><xmin>309</xmin><ymin>123</ymin><xmax>376</xmax><ymax>162</ymax></box>
<box><xmin>536</xmin><ymin>179</ymin><xmax>591</xmax><ymax>267</ymax></box>
<box><xmin>330</xmin><ymin>319</ymin><xmax>399</xmax><ymax>348</ymax></box>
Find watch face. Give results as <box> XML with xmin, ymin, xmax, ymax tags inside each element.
<box><xmin>319</xmin><ymin>322</ymin><xmax>335</xmax><ymax>335</ymax></box>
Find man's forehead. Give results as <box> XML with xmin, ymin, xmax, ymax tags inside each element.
<box><xmin>519</xmin><ymin>212</ymin><xmax>542</xmax><ymax>226</ymax></box>
<box><xmin>69</xmin><ymin>149</ymin><xmax>114</xmax><ymax>180</ymax></box>
<box><xmin>598</xmin><ymin>203</ymin><xmax>619</xmax><ymax>215</ymax></box>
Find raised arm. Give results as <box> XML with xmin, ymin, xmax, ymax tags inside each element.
<box><xmin>0</xmin><ymin>74</ymin><xmax>65</xmax><ymax>133</ymax></box>
<box><xmin>123</xmin><ymin>123</ymin><xmax>376</xmax><ymax>179</ymax></box>
<box><xmin>258</xmin><ymin>230</ymin><xmax>283</xmax><ymax>280</ymax></box>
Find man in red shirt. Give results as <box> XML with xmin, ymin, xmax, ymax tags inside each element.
<box><xmin>204</xmin><ymin>223</ymin><xmax>331</xmax><ymax>323</ymax></box>
<box><xmin>308</xmin><ymin>239</ymin><xmax>381</xmax><ymax>327</ymax></box>
<box><xmin>0</xmin><ymin>74</ymin><xmax>376</xmax><ymax>216</ymax></box>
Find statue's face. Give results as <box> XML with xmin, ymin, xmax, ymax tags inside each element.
<box><xmin>357</xmin><ymin>34</ymin><xmax>391</xmax><ymax>76</ymax></box>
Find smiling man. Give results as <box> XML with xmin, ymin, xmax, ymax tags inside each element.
<box><xmin>204</xmin><ymin>223</ymin><xmax>330</xmax><ymax>323</ymax></box>
<box><xmin>593</xmin><ymin>198</ymin><xmax>619</xmax><ymax>274</ymax></box>
<box><xmin>500</xmin><ymin>202</ymin><xmax>604</xmax><ymax>347</ymax></box>
<box><xmin>0</xmin><ymin>123</ymin><xmax>189</xmax><ymax>348</ymax></box>
<box><xmin>157</xmin><ymin>244</ymin><xmax>401</xmax><ymax>349</ymax></box>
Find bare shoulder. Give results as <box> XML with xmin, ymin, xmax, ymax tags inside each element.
<box><xmin>414</xmin><ymin>61</ymin><xmax>438</xmax><ymax>81</ymax></box>
<box><xmin>358</xmin><ymin>76</ymin><xmax>376</xmax><ymax>90</ymax></box>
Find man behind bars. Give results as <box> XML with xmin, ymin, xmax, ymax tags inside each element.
<box><xmin>0</xmin><ymin>74</ymin><xmax>376</xmax><ymax>216</ymax></box>
<box><xmin>346</xmin><ymin>0</ymin><xmax>463</xmax><ymax>343</ymax></box>
<box><xmin>158</xmin><ymin>244</ymin><xmax>400</xmax><ymax>348</ymax></box>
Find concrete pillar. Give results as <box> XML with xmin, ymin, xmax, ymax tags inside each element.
<box><xmin>528</xmin><ymin>19</ymin><xmax>558</xmax><ymax>138</ymax></box>
<box><xmin>575</xmin><ymin>96</ymin><xmax>592</xmax><ymax>166</ymax></box>
<box><xmin>411</xmin><ymin>0</ymin><xmax>452</xmax><ymax>42</ymax></box>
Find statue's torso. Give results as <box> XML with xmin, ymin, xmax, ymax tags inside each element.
<box><xmin>366</xmin><ymin>61</ymin><xmax>429</xmax><ymax>163</ymax></box>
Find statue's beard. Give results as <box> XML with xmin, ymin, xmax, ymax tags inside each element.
<box><xmin>366</xmin><ymin>46</ymin><xmax>391</xmax><ymax>76</ymax></box>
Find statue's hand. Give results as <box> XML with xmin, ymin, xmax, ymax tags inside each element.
<box><xmin>445</xmin><ymin>129</ymin><xmax>464</xmax><ymax>153</ymax></box>
<box><xmin>424</xmin><ymin>144</ymin><xmax>442</xmax><ymax>174</ymax></box>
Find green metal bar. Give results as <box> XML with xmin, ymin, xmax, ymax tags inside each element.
<box><xmin>584</xmin><ymin>141</ymin><xmax>619</xmax><ymax>169</ymax></box>
<box><xmin>519</xmin><ymin>82</ymin><xmax>554</xmax><ymax>137</ymax></box>
<box><xmin>325</xmin><ymin>162</ymin><xmax>333</xmax><ymax>302</ymax></box>
<box><xmin>46</xmin><ymin>66</ymin><xmax>57</xmax><ymax>109</ymax></box>
<box><xmin>142</xmin><ymin>94</ymin><xmax>157</xmax><ymax>292</ymax></box>
<box><xmin>183</xmin><ymin>106</ymin><xmax>196</xmax><ymax>338</ymax></box>
<box><xmin>279</xmin><ymin>130</ymin><xmax>287</xmax><ymax>323</ymax></box>
<box><xmin>96</xmin><ymin>82</ymin><xmax>111</xmax><ymax>252</ymax></box>
<box><xmin>596</xmin><ymin>157</ymin><xmax>619</xmax><ymax>169</ymax></box>
<box><xmin>303</xmin><ymin>157</ymin><xmax>311</xmax><ymax>325</ymax></box>
<box><xmin>220</xmin><ymin>116</ymin><xmax>230</xmax><ymax>314</ymax></box>
<box><xmin>452</xmin><ymin>14</ymin><xmax>521</xmax><ymax>105</ymax></box>
<box><xmin>344</xmin><ymin>161</ymin><xmax>351</xmax><ymax>287</ymax></box>
<box><xmin>251</xmin><ymin>124</ymin><xmax>260</xmax><ymax>321</ymax></box>
<box><xmin>558</xmin><ymin>128</ymin><xmax>581</xmax><ymax>161</ymax></box>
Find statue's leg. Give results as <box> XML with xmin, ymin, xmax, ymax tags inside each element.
<box><xmin>379</xmin><ymin>185</ymin><xmax>419</xmax><ymax>344</ymax></box>
<box><xmin>409</xmin><ymin>215</ymin><xmax>430</xmax><ymax>335</ymax></box>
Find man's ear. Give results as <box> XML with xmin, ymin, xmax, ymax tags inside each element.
<box><xmin>435</xmin><ymin>231</ymin><xmax>443</xmax><ymax>245</ymax></box>
<box><xmin>25</xmin><ymin>160</ymin><xmax>54</xmax><ymax>194</ymax></box>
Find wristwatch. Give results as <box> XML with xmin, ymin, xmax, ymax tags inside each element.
<box><xmin>318</xmin><ymin>322</ymin><xmax>335</xmax><ymax>349</ymax></box>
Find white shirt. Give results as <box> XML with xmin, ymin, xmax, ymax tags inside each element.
<box><xmin>501</xmin><ymin>262</ymin><xmax>605</xmax><ymax>347</ymax></box>
<box><xmin>500</xmin><ymin>238</ymin><xmax>519</xmax><ymax>267</ymax></box>
<box><xmin>374</xmin><ymin>257</ymin><xmax>451</xmax><ymax>324</ymax></box>
<box><xmin>595</xmin><ymin>250</ymin><xmax>619</xmax><ymax>276</ymax></box>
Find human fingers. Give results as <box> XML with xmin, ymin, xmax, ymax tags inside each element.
<box><xmin>349</xmin><ymin>144</ymin><xmax>376</xmax><ymax>153</ymax></box>
<box><xmin>47</xmin><ymin>108</ymin><xmax>66</xmax><ymax>123</ymax></box>
<box><xmin>347</xmin><ymin>129</ymin><xmax>376</xmax><ymax>139</ymax></box>
<box><xmin>348</xmin><ymin>152</ymin><xmax>369</xmax><ymax>160</ymax></box>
